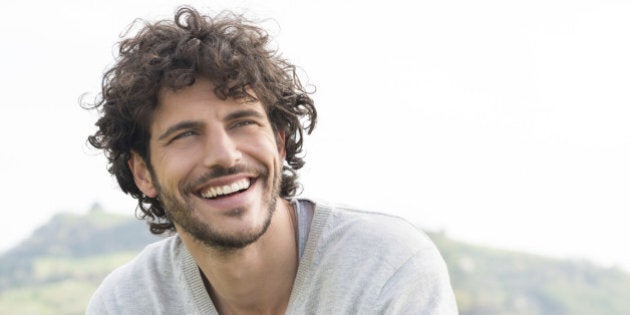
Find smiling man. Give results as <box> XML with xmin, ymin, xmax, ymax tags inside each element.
<box><xmin>86</xmin><ymin>6</ymin><xmax>457</xmax><ymax>314</ymax></box>
<box><xmin>135</xmin><ymin>79</ymin><xmax>286</xmax><ymax>251</ymax></box>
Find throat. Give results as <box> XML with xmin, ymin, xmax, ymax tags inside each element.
<box><xmin>199</xmin><ymin>264</ymin><xmax>293</xmax><ymax>315</ymax></box>
<box><xmin>190</xmin><ymin>200</ymin><xmax>299</xmax><ymax>314</ymax></box>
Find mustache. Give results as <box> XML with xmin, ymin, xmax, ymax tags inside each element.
<box><xmin>182</xmin><ymin>164</ymin><xmax>269</xmax><ymax>193</ymax></box>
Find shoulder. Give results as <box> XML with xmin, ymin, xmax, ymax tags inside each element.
<box><xmin>316</xmin><ymin>202</ymin><xmax>439</xmax><ymax>264</ymax></box>
<box><xmin>294</xmin><ymin>201</ymin><xmax>457</xmax><ymax>313</ymax></box>
<box><xmin>86</xmin><ymin>236</ymin><xmax>186</xmax><ymax>314</ymax></box>
<box><xmin>101</xmin><ymin>235</ymin><xmax>182</xmax><ymax>284</ymax></box>
<box><xmin>323</xmin><ymin>202</ymin><xmax>450</xmax><ymax>277</ymax></box>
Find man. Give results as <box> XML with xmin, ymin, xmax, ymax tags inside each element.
<box><xmin>86</xmin><ymin>6</ymin><xmax>458</xmax><ymax>314</ymax></box>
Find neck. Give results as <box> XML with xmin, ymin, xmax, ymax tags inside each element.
<box><xmin>180</xmin><ymin>199</ymin><xmax>298</xmax><ymax>315</ymax></box>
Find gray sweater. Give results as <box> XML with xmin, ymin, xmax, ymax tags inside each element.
<box><xmin>87</xmin><ymin>199</ymin><xmax>458</xmax><ymax>314</ymax></box>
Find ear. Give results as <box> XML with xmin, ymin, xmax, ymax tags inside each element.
<box><xmin>128</xmin><ymin>151</ymin><xmax>158</xmax><ymax>198</ymax></box>
<box><xmin>277</xmin><ymin>130</ymin><xmax>286</xmax><ymax>160</ymax></box>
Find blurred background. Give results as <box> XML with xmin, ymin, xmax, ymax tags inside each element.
<box><xmin>1</xmin><ymin>0</ymin><xmax>629</xmax><ymax>314</ymax></box>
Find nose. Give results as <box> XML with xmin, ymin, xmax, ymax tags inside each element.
<box><xmin>202</xmin><ymin>127</ymin><xmax>242</xmax><ymax>168</ymax></box>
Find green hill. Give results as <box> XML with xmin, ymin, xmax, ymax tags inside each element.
<box><xmin>432</xmin><ymin>233</ymin><xmax>630</xmax><ymax>314</ymax></box>
<box><xmin>1</xmin><ymin>208</ymin><xmax>629</xmax><ymax>315</ymax></box>
<box><xmin>0</xmin><ymin>206</ymin><xmax>163</xmax><ymax>315</ymax></box>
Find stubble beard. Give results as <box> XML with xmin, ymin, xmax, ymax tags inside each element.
<box><xmin>154</xmin><ymin>164</ymin><xmax>281</xmax><ymax>252</ymax></box>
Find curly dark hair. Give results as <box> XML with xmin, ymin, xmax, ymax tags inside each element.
<box><xmin>86</xmin><ymin>6</ymin><xmax>317</xmax><ymax>235</ymax></box>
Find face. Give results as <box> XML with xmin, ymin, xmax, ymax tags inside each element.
<box><xmin>129</xmin><ymin>77</ymin><xmax>285</xmax><ymax>250</ymax></box>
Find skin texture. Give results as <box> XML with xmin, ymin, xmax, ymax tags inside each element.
<box><xmin>128</xmin><ymin>77</ymin><xmax>298</xmax><ymax>314</ymax></box>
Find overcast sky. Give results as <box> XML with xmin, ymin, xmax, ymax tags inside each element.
<box><xmin>1</xmin><ymin>0</ymin><xmax>629</xmax><ymax>272</ymax></box>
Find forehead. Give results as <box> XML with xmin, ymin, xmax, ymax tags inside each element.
<box><xmin>157</xmin><ymin>79</ymin><xmax>263</xmax><ymax>113</ymax></box>
<box><xmin>150</xmin><ymin>79</ymin><xmax>268</xmax><ymax>132</ymax></box>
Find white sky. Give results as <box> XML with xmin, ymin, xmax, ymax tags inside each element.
<box><xmin>1</xmin><ymin>0</ymin><xmax>629</xmax><ymax>272</ymax></box>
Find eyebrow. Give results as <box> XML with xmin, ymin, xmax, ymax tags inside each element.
<box><xmin>225</xmin><ymin>109</ymin><xmax>266</xmax><ymax>122</ymax></box>
<box><xmin>157</xmin><ymin>120</ymin><xmax>203</xmax><ymax>141</ymax></box>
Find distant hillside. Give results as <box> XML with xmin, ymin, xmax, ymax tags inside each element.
<box><xmin>432</xmin><ymin>233</ymin><xmax>630</xmax><ymax>314</ymax></box>
<box><xmin>1</xmin><ymin>208</ymin><xmax>629</xmax><ymax>315</ymax></box>
<box><xmin>0</xmin><ymin>206</ymin><xmax>161</xmax><ymax>292</ymax></box>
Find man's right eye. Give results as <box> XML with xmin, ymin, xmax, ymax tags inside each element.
<box><xmin>170</xmin><ymin>130</ymin><xmax>196</xmax><ymax>142</ymax></box>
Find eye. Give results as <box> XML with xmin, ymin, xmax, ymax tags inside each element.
<box><xmin>232</xmin><ymin>120</ymin><xmax>257</xmax><ymax>129</ymax></box>
<box><xmin>170</xmin><ymin>130</ymin><xmax>197</xmax><ymax>142</ymax></box>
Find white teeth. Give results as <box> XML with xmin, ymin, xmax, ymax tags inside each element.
<box><xmin>200</xmin><ymin>178</ymin><xmax>250</xmax><ymax>199</ymax></box>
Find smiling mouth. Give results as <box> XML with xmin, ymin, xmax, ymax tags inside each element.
<box><xmin>199</xmin><ymin>178</ymin><xmax>252</xmax><ymax>199</ymax></box>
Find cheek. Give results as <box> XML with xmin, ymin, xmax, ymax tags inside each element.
<box><xmin>248</xmin><ymin>135</ymin><xmax>283</xmax><ymax>163</ymax></box>
<box><xmin>152</xmin><ymin>148</ymin><xmax>201</xmax><ymax>185</ymax></box>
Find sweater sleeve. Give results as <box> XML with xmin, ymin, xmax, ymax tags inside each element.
<box><xmin>85</xmin><ymin>283</ymin><xmax>109</xmax><ymax>315</ymax></box>
<box><xmin>373</xmin><ymin>247</ymin><xmax>459</xmax><ymax>315</ymax></box>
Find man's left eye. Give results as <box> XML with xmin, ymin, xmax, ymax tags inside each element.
<box><xmin>233</xmin><ymin>120</ymin><xmax>256</xmax><ymax>128</ymax></box>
